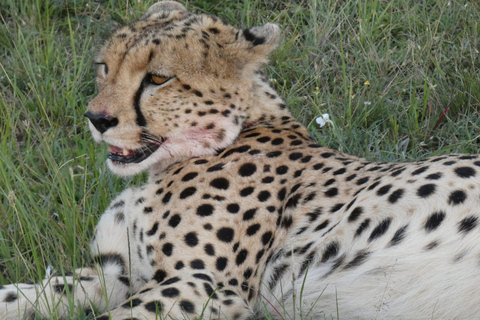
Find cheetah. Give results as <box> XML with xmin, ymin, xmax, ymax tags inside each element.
<box><xmin>2</xmin><ymin>1</ymin><xmax>480</xmax><ymax>319</ymax></box>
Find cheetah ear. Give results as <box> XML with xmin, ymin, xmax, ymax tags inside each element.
<box><xmin>239</xmin><ymin>23</ymin><xmax>281</xmax><ymax>59</ymax></box>
<box><xmin>145</xmin><ymin>1</ymin><xmax>186</xmax><ymax>16</ymax></box>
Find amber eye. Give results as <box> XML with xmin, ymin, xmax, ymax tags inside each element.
<box><xmin>149</xmin><ymin>74</ymin><xmax>170</xmax><ymax>85</ymax></box>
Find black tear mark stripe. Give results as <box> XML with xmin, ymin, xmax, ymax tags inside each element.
<box><xmin>133</xmin><ymin>79</ymin><xmax>147</xmax><ymax>127</ymax></box>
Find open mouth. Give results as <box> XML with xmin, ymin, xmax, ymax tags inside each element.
<box><xmin>107</xmin><ymin>136</ymin><xmax>165</xmax><ymax>164</ymax></box>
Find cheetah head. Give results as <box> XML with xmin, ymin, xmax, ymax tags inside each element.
<box><xmin>85</xmin><ymin>1</ymin><xmax>280</xmax><ymax>176</ymax></box>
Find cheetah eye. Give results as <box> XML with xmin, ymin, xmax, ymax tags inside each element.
<box><xmin>147</xmin><ymin>74</ymin><xmax>174</xmax><ymax>86</ymax></box>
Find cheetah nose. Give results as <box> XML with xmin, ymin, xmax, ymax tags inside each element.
<box><xmin>84</xmin><ymin>111</ymin><xmax>119</xmax><ymax>134</ymax></box>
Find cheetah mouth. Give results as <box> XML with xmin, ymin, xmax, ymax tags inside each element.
<box><xmin>107</xmin><ymin>135</ymin><xmax>166</xmax><ymax>164</ymax></box>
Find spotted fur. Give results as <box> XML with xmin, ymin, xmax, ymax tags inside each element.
<box><xmin>2</xmin><ymin>2</ymin><xmax>480</xmax><ymax>319</ymax></box>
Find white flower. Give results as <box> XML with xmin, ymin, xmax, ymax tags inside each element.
<box><xmin>315</xmin><ymin>113</ymin><xmax>330</xmax><ymax>127</ymax></box>
<box><xmin>364</xmin><ymin>101</ymin><xmax>372</xmax><ymax>105</ymax></box>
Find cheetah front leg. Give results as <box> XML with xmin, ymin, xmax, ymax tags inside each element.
<box><xmin>0</xmin><ymin>267</ymin><xmax>129</xmax><ymax>319</ymax></box>
<box><xmin>0</xmin><ymin>190</ymin><xmax>142</xmax><ymax>319</ymax></box>
<box><xmin>95</xmin><ymin>270</ymin><xmax>252</xmax><ymax>320</ymax></box>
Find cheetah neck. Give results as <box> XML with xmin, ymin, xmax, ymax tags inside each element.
<box><xmin>242</xmin><ymin>71</ymin><xmax>293</xmax><ymax>128</ymax></box>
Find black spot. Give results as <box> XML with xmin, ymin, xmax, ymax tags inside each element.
<box><xmin>204</xmin><ymin>223</ymin><xmax>213</xmax><ymax>230</ymax></box>
<box><xmin>324</xmin><ymin>178</ymin><xmax>335</xmax><ymax>187</ymax></box>
<box><xmin>321</xmin><ymin>242</ymin><xmax>339</xmax><ymax>263</ymax></box>
<box><xmin>115</xmin><ymin>212</ymin><xmax>125</xmax><ymax>223</ymax></box>
<box><xmin>210</xmin><ymin>178</ymin><xmax>230</xmax><ymax>190</ymax></box>
<box><xmin>143</xmin><ymin>207</ymin><xmax>153</xmax><ymax>214</ymax></box>
<box><xmin>207</xmin><ymin>163</ymin><xmax>225</xmax><ymax>172</ymax></box>
<box><xmin>257</xmin><ymin>190</ymin><xmax>271</xmax><ymax>202</ymax></box>
<box><xmin>448</xmin><ymin>190</ymin><xmax>467</xmax><ymax>205</ymax></box>
<box><xmin>161</xmin><ymin>287</ymin><xmax>180</xmax><ymax>298</ymax></box>
<box><xmin>144</xmin><ymin>301</ymin><xmax>162</xmax><ymax>313</ymax></box>
<box><xmin>204</xmin><ymin>283</ymin><xmax>218</xmax><ymax>299</ymax></box>
<box><xmin>146</xmin><ymin>222</ymin><xmax>159</xmax><ymax>236</ymax></box>
<box><xmin>425</xmin><ymin>173</ymin><xmax>442</xmax><ymax>180</ymax></box>
<box><xmin>236</xmin><ymin>249</ymin><xmax>248</xmax><ymax>265</ymax></box>
<box><xmin>162</xmin><ymin>243</ymin><xmax>173</xmax><ymax>256</ymax></box>
<box><xmin>246</xmin><ymin>224</ymin><xmax>261</xmax><ymax>236</ymax></box>
<box><xmin>184</xmin><ymin>232</ymin><xmax>199</xmax><ymax>247</ymax></box>
<box><xmin>168</xmin><ymin>214</ymin><xmax>181</xmax><ymax>228</ymax></box>
<box><xmin>197</xmin><ymin>204</ymin><xmax>214</xmax><ymax>216</ymax></box>
<box><xmin>390</xmin><ymin>168</ymin><xmax>405</xmax><ymax>177</ymax></box>
<box><xmin>153</xmin><ymin>269</ymin><xmax>167</xmax><ymax>283</ymax></box>
<box><xmin>240</xmin><ymin>187</ymin><xmax>254</xmax><ymax>197</ymax></box>
<box><xmin>221</xmin><ymin>145</ymin><xmax>251</xmax><ymax>158</ymax></box>
<box><xmin>204</xmin><ymin>244</ymin><xmax>215</xmax><ymax>256</ymax></box>
<box><xmin>324</xmin><ymin>188</ymin><xmax>338</xmax><ymax>197</ymax></box>
<box><xmin>425</xmin><ymin>241</ymin><xmax>439</xmax><ymax>250</ymax></box>
<box><xmin>175</xmin><ymin>261</ymin><xmax>184</xmax><ymax>270</ymax></box>
<box><xmin>454</xmin><ymin>166</ymin><xmax>476</xmax><ymax>178</ymax></box>
<box><xmin>227</xmin><ymin>203</ymin><xmax>240</xmax><ymax>213</ymax></box>
<box><xmin>268</xmin><ymin>263</ymin><xmax>288</xmax><ymax>289</ymax></box>
<box><xmin>356</xmin><ymin>177</ymin><xmax>369</xmax><ymax>185</ymax></box>
<box><xmin>257</xmin><ymin>136</ymin><xmax>271</xmax><ymax>143</ymax></box>
<box><xmin>367</xmin><ymin>181</ymin><xmax>380</xmax><ymax>191</ymax></box>
<box><xmin>333</xmin><ymin>168</ymin><xmax>346</xmax><ymax>175</ymax></box>
<box><xmin>355</xmin><ymin>219</ymin><xmax>371</xmax><ymax>237</ymax></box>
<box><xmin>289</xmin><ymin>152</ymin><xmax>303</xmax><ymax>160</ymax></box>
<box><xmin>277</xmin><ymin>188</ymin><xmax>286</xmax><ymax>201</ymax></box>
<box><xmin>411</xmin><ymin>166</ymin><xmax>429</xmax><ymax>175</ymax></box>
<box><xmin>459</xmin><ymin>216</ymin><xmax>477</xmax><ymax>233</ymax></box>
<box><xmin>238</xmin><ymin>163</ymin><xmax>257</xmax><ymax>177</ymax></box>
<box><xmin>330</xmin><ymin>203</ymin><xmax>344</xmax><ymax>213</ymax></box>
<box><xmin>271</xmin><ymin>138</ymin><xmax>284</xmax><ymax>145</ymax></box>
<box><xmin>162</xmin><ymin>192</ymin><xmax>172</xmax><ymax>204</ymax></box>
<box><xmin>180</xmin><ymin>187</ymin><xmax>197</xmax><ymax>199</ymax></box>
<box><xmin>417</xmin><ymin>184</ymin><xmax>436</xmax><ymax>198</ymax></box>
<box><xmin>193</xmin><ymin>273</ymin><xmax>213</xmax><ymax>283</ymax></box>
<box><xmin>314</xmin><ymin>220</ymin><xmax>329</xmax><ymax>231</ymax></box>
<box><xmin>217</xmin><ymin>227</ymin><xmax>235</xmax><ymax>242</ymax></box>
<box><xmin>111</xmin><ymin>200</ymin><xmax>125</xmax><ymax>209</ymax></box>
<box><xmin>348</xmin><ymin>207</ymin><xmax>363</xmax><ymax>222</ymax></box>
<box><xmin>193</xmin><ymin>90</ymin><xmax>203</xmax><ymax>97</ymax></box>
<box><xmin>243</xmin><ymin>208</ymin><xmax>257</xmax><ymax>220</ymax></box>
<box><xmin>262</xmin><ymin>176</ymin><xmax>274</xmax><ymax>183</ymax></box>
<box><xmin>390</xmin><ymin>225</ymin><xmax>408</xmax><ymax>246</ymax></box>
<box><xmin>286</xmin><ymin>194</ymin><xmax>301</xmax><ymax>208</ymax></box>
<box><xmin>424</xmin><ymin>211</ymin><xmax>446</xmax><ymax>232</ymax></box>
<box><xmin>216</xmin><ymin>257</ymin><xmax>228</xmax><ymax>271</ymax></box>
<box><xmin>276</xmin><ymin>166</ymin><xmax>288</xmax><ymax>175</ymax></box>
<box><xmin>190</xmin><ymin>259</ymin><xmax>205</xmax><ymax>269</ymax></box>
<box><xmin>179</xmin><ymin>300</ymin><xmax>195</xmax><ymax>313</ymax></box>
<box><xmin>368</xmin><ymin>218</ymin><xmax>392</xmax><ymax>242</ymax></box>
<box><xmin>388</xmin><ymin>189</ymin><xmax>404</xmax><ymax>204</ymax></box>
<box><xmin>261</xmin><ymin>231</ymin><xmax>272</xmax><ymax>245</ymax></box>
<box><xmin>344</xmin><ymin>251</ymin><xmax>370</xmax><ymax>269</ymax></box>
<box><xmin>376</xmin><ymin>184</ymin><xmax>392</xmax><ymax>196</ymax></box>
<box><xmin>162</xmin><ymin>277</ymin><xmax>181</xmax><ymax>285</ymax></box>
<box><xmin>122</xmin><ymin>298</ymin><xmax>142</xmax><ymax>309</ymax></box>
<box><xmin>267</xmin><ymin>151</ymin><xmax>282</xmax><ymax>158</ymax></box>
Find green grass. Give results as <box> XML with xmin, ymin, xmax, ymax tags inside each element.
<box><xmin>1</xmin><ymin>0</ymin><xmax>479</xmax><ymax>318</ymax></box>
